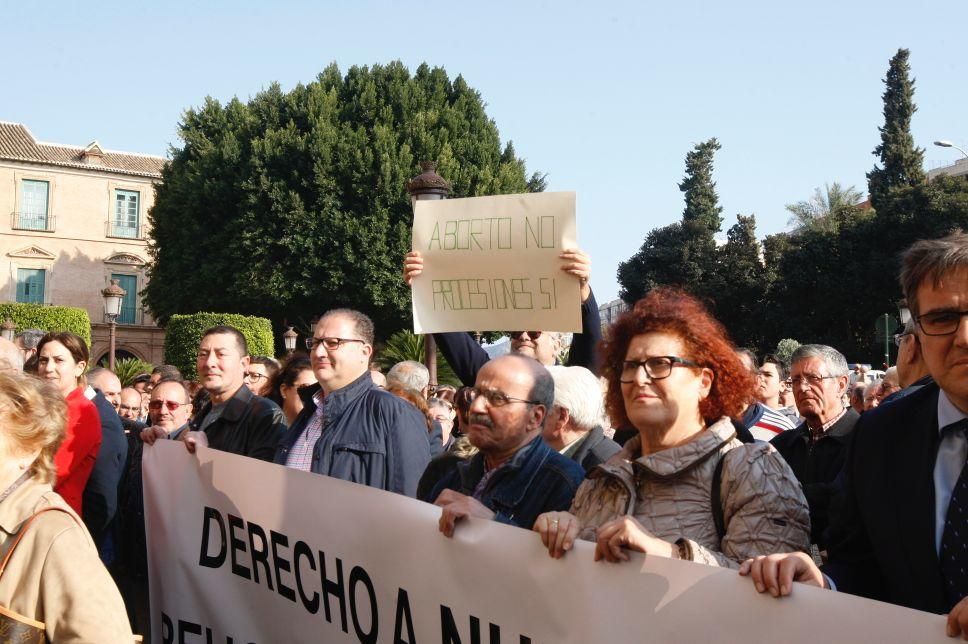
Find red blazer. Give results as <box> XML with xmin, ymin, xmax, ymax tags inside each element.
<box><xmin>53</xmin><ymin>387</ymin><xmax>102</xmax><ymax>514</ymax></box>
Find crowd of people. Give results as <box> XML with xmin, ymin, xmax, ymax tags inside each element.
<box><xmin>0</xmin><ymin>231</ymin><xmax>965</xmax><ymax>641</ymax></box>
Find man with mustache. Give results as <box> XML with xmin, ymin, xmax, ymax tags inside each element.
<box><xmin>420</xmin><ymin>354</ymin><xmax>585</xmax><ymax>536</ymax></box>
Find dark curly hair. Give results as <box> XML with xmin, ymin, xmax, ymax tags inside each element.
<box><xmin>601</xmin><ymin>288</ymin><xmax>754</xmax><ymax>428</ymax></box>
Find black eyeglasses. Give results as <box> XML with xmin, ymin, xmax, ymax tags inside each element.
<box><xmin>916</xmin><ymin>310</ymin><xmax>968</xmax><ymax>336</ymax></box>
<box><xmin>468</xmin><ymin>387</ymin><xmax>540</xmax><ymax>407</ymax></box>
<box><xmin>244</xmin><ymin>371</ymin><xmax>267</xmax><ymax>381</ymax></box>
<box><xmin>510</xmin><ymin>331</ymin><xmax>542</xmax><ymax>340</ymax></box>
<box><xmin>305</xmin><ymin>336</ymin><xmax>366</xmax><ymax>351</ymax></box>
<box><xmin>619</xmin><ymin>356</ymin><xmax>699</xmax><ymax>383</ymax></box>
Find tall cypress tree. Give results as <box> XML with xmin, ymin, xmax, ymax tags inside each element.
<box><xmin>867</xmin><ymin>48</ymin><xmax>925</xmax><ymax>210</ymax></box>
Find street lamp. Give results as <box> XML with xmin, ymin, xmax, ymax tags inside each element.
<box><xmin>283</xmin><ymin>326</ymin><xmax>298</xmax><ymax>355</ymax></box>
<box><xmin>406</xmin><ymin>161</ymin><xmax>452</xmax><ymax>387</ymax></box>
<box><xmin>0</xmin><ymin>318</ymin><xmax>15</xmax><ymax>342</ymax></box>
<box><xmin>934</xmin><ymin>140</ymin><xmax>968</xmax><ymax>159</ymax></box>
<box><xmin>101</xmin><ymin>279</ymin><xmax>126</xmax><ymax>371</ymax></box>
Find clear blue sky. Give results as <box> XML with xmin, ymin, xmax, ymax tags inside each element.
<box><xmin>5</xmin><ymin>0</ymin><xmax>966</xmax><ymax>303</ymax></box>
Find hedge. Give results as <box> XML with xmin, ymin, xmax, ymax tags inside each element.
<box><xmin>0</xmin><ymin>303</ymin><xmax>92</xmax><ymax>347</ymax></box>
<box><xmin>163</xmin><ymin>313</ymin><xmax>274</xmax><ymax>380</ymax></box>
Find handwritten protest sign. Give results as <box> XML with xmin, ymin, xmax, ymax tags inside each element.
<box><xmin>410</xmin><ymin>192</ymin><xmax>581</xmax><ymax>334</ymax></box>
<box><xmin>144</xmin><ymin>442</ymin><xmax>948</xmax><ymax>644</ymax></box>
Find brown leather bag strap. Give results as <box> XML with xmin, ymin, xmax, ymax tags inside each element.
<box><xmin>0</xmin><ymin>507</ymin><xmax>77</xmax><ymax>580</ymax></box>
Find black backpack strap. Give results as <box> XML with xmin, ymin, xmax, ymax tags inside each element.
<box><xmin>711</xmin><ymin>453</ymin><xmax>727</xmax><ymax>542</ymax></box>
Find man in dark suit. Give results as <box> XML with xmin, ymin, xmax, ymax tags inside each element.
<box><xmin>741</xmin><ymin>231</ymin><xmax>968</xmax><ymax>637</ymax></box>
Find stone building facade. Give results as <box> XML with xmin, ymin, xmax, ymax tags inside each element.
<box><xmin>0</xmin><ymin>121</ymin><xmax>166</xmax><ymax>364</ymax></box>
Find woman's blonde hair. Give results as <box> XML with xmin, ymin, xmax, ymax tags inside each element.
<box><xmin>0</xmin><ymin>372</ymin><xmax>67</xmax><ymax>484</ymax></box>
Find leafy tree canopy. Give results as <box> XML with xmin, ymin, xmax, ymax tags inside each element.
<box><xmin>145</xmin><ymin>61</ymin><xmax>544</xmax><ymax>340</ymax></box>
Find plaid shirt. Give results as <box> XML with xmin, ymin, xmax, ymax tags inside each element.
<box><xmin>285</xmin><ymin>390</ymin><xmax>327</xmax><ymax>471</ymax></box>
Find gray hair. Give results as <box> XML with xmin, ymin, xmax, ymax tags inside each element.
<box><xmin>15</xmin><ymin>329</ymin><xmax>45</xmax><ymax>350</ymax></box>
<box><xmin>0</xmin><ymin>338</ymin><xmax>23</xmax><ymax>371</ymax></box>
<box><xmin>790</xmin><ymin>344</ymin><xmax>849</xmax><ymax>377</ymax></box>
<box><xmin>900</xmin><ymin>230</ymin><xmax>968</xmax><ymax>317</ymax></box>
<box><xmin>386</xmin><ymin>360</ymin><xmax>430</xmax><ymax>394</ymax></box>
<box><xmin>546</xmin><ymin>366</ymin><xmax>603</xmax><ymax>432</ymax></box>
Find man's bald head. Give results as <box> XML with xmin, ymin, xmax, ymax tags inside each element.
<box><xmin>0</xmin><ymin>337</ymin><xmax>24</xmax><ymax>372</ymax></box>
<box><xmin>119</xmin><ymin>387</ymin><xmax>143</xmax><ymax>420</ymax></box>
<box><xmin>88</xmin><ymin>367</ymin><xmax>123</xmax><ymax>410</ymax></box>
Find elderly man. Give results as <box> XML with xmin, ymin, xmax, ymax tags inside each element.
<box><xmin>0</xmin><ymin>337</ymin><xmax>24</xmax><ymax>372</ymax></box>
<box><xmin>544</xmin><ymin>365</ymin><xmax>620</xmax><ymax>471</ymax></box>
<box><xmin>421</xmin><ymin>354</ymin><xmax>585</xmax><ymax>536</ymax></box>
<box><xmin>118</xmin><ymin>387</ymin><xmax>144</xmax><ymax>422</ymax></box>
<box><xmin>769</xmin><ymin>344</ymin><xmax>859</xmax><ymax>550</ymax></box>
<box><xmin>403</xmin><ymin>249</ymin><xmax>603</xmax><ymax>385</ymax></box>
<box><xmin>14</xmin><ymin>328</ymin><xmax>44</xmax><ymax>363</ymax></box>
<box><xmin>744</xmin><ymin>232</ymin><xmax>968</xmax><ymax>631</ymax></box>
<box><xmin>881</xmin><ymin>323</ymin><xmax>934</xmax><ymax>405</ymax></box>
<box><xmin>273</xmin><ymin>309</ymin><xmax>431</xmax><ymax>496</ymax></box>
<box><xmin>144</xmin><ymin>326</ymin><xmax>286</xmax><ymax>460</ymax></box>
<box><xmin>387</xmin><ymin>360</ymin><xmax>431</xmax><ymax>398</ymax></box>
<box><xmin>88</xmin><ymin>367</ymin><xmax>122</xmax><ymax>412</ymax></box>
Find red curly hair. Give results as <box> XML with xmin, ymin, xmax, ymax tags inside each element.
<box><xmin>602</xmin><ymin>288</ymin><xmax>754</xmax><ymax>428</ymax></box>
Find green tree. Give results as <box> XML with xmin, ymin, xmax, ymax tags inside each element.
<box><xmin>785</xmin><ymin>183</ymin><xmax>865</xmax><ymax>233</ymax></box>
<box><xmin>867</xmin><ymin>48</ymin><xmax>925</xmax><ymax>210</ymax></box>
<box><xmin>373</xmin><ymin>330</ymin><xmax>461</xmax><ymax>387</ymax></box>
<box><xmin>707</xmin><ymin>214</ymin><xmax>767</xmax><ymax>349</ymax></box>
<box><xmin>145</xmin><ymin>62</ymin><xmax>543</xmax><ymax>340</ymax></box>
<box><xmin>774</xmin><ymin>339</ymin><xmax>801</xmax><ymax>366</ymax></box>
<box><xmin>617</xmin><ymin>139</ymin><xmax>722</xmax><ymax>303</ymax></box>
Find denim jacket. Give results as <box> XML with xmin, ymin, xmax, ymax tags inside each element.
<box><xmin>423</xmin><ymin>435</ymin><xmax>585</xmax><ymax>529</ymax></box>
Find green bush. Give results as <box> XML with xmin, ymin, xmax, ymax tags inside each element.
<box><xmin>107</xmin><ymin>356</ymin><xmax>155</xmax><ymax>387</ymax></box>
<box><xmin>0</xmin><ymin>303</ymin><xmax>92</xmax><ymax>347</ymax></box>
<box><xmin>373</xmin><ymin>329</ymin><xmax>461</xmax><ymax>387</ymax></box>
<box><xmin>164</xmin><ymin>313</ymin><xmax>274</xmax><ymax>380</ymax></box>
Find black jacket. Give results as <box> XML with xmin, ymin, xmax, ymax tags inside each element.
<box><xmin>770</xmin><ymin>408</ymin><xmax>859</xmax><ymax>548</ymax></box>
<box><xmin>568</xmin><ymin>426</ymin><xmax>621</xmax><ymax>472</ymax></box>
<box><xmin>190</xmin><ymin>385</ymin><xmax>287</xmax><ymax>461</ymax></box>
<box><xmin>82</xmin><ymin>389</ymin><xmax>128</xmax><ymax>546</ymax></box>
<box><xmin>273</xmin><ymin>372</ymin><xmax>432</xmax><ymax>497</ymax></box>
<box><xmin>434</xmin><ymin>288</ymin><xmax>603</xmax><ymax>386</ymax></box>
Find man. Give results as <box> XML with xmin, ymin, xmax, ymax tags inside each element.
<box><xmin>545</xmin><ymin>365</ymin><xmax>620</xmax><ymax>471</ymax></box>
<box><xmin>758</xmin><ymin>354</ymin><xmax>801</xmax><ymax>426</ymax></box>
<box><xmin>403</xmin><ymin>248</ymin><xmax>603</xmax><ymax>385</ymax></box>
<box><xmin>273</xmin><ymin>309</ymin><xmax>431</xmax><ymax>496</ymax></box>
<box><xmin>877</xmin><ymin>367</ymin><xmax>901</xmax><ymax>402</ymax></box>
<box><xmin>769</xmin><ymin>344</ymin><xmax>859</xmax><ymax>551</ymax></box>
<box><xmin>736</xmin><ymin>349</ymin><xmax>797</xmax><ymax>442</ymax></box>
<box><xmin>81</xmin><ymin>368</ymin><xmax>128</xmax><ymax>548</ymax></box>
<box><xmin>421</xmin><ymin>354</ymin><xmax>586</xmax><ymax>535</ymax></box>
<box><xmin>244</xmin><ymin>356</ymin><xmax>277</xmax><ymax>396</ymax></box>
<box><xmin>387</xmin><ymin>360</ymin><xmax>431</xmax><ymax>398</ymax></box>
<box><xmin>849</xmin><ymin>382</ymin><xmax>867</xmax><ymax>415</ymax></box>
<box><xmin>181</xmin><ymin>326</ymin><xmax>286</xmax><ymax>461</ymax></box>
<box><xmin>0</xmin><ymin>337</ymin><xmax>24</xmax><ymax>372</ymax></box>
<box><xmin>743</xmin><ymin>232</ymin><xmax>968</xmax><ymax>632</ymax></box>
<box><xmin>881</xmin><ymin>323</ymin><xmax>934</xmax><ymax>405</ymax></box>
<box><xmin>14</xmin><ymin>328</ymin><xmax>44</xmax><ymax>363</ymax></box>
<box><xmin>88</xmin><ymin>367</ymin><xmax>123</xmax><ymax>412</ymax></box>
<box><xmin>147</xmin><ymin>364</ymin><xmax>183</xmax><ymax>391</ymax></box>
<box><xmin>118</xmin><ymin>379</ymin><xmax>193</xmax><ymax>638</ymax></box>
<box><xmin>131</xmin><ymin>373</ymin><xmax>151</xmax><ymax>394</ymax></box>
<box><xmin>369</xmin><ymin>369</ymin><xmax>387</xmax><ymax>389</ymax></box>
<box><xmin>864</xmin><ymin>381</ymin><xmax>882</xmax><ymax>411</ymax></box>
<box><xmin>118</xmin><ymin>387</ymin><xmax>143</xmax><ymax>421</ymax></box>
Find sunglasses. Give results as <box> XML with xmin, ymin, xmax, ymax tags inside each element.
<box><xmin>510</xmin><ymin>331</ymin><xmax>542</xmax><ymax>340</ymax></box>
<box><xmin>148</xmin><ymin>400</ymin><xmax>187</xmax><ymax>411</ymax></box>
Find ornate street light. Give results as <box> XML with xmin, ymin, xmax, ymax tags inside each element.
<box><xmin>406</xmin><ymin>161</ymin><xmax>452</xmax><ymax>387</ymax></box>
<box><xmin>283</xmin><ymin>326</ymin><xmax>298</xmax><ymax>355</ymax></box>
<box><xmin>0</xmin><ymin>318</ymin><xmax>15</xmax><ymax>342</ymax></box>
<box><xmin>101</xmin><ymin>279</ymin><xmax>127</xmax><ymax>371</ymax></box>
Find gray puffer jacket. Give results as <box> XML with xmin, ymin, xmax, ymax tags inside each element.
<box><xmin>571</xmin><ymin>417</ymin><xmax>810</xmax><ymax>568</ymax></box>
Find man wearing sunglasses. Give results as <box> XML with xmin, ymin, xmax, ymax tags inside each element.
<box><xmin>273</xmin><ymin>309</ymin><xmax>431</xmax><ymax>497</ymax></box>
<box><xmin>403</xmin><ymin>248</ymin><xmax>603</xmax><ymax>385</ymax></box>
<box><xmin>744</xmin><ymin>232</ymin><xmax>968</xmax><ymax>634</ymax></box>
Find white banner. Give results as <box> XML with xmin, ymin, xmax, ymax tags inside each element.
<box><xmin>144</xmin><ymin>441</ymin><xmax>947</xmax><ymax>644</ymax></box>
<box><xmin>410</xmin><ymin>191</ymin><xmax>581</xmax><ymax>334</ymax></box>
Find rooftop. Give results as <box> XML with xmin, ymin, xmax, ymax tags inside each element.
<box><xmin>0</xmin><ymin>121</ymin><xmax>166</xmax><ymax>178</ymax></box>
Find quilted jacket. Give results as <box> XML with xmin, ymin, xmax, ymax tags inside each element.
<box><xmin>570</xmin><ymin>417</ymin><xmax>810</xmax><ymax>568</ymax></box>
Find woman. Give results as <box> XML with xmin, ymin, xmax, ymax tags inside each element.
<box><xmin>36</xmin><ymin>331</ymin><xmax>100</xmax><ymax>515</ymax></box>
<box><xmin>0</xmin><ymin>371</ymin><xmax>133</xmax><ymax>640</ymax></box>
<box><xmin>266</xmin><ymin>356</ymin><xmax>315</xmax><ymax>425</ymax></box>
<box><xmin>245</xmin><ymin>355</ymin><xmax>281</xmax><ymax>397</ymax></box>
<box><xmin>535</xmin><ymin>288</ymin><xmax>809</xmax><ymax>567</ymax></box>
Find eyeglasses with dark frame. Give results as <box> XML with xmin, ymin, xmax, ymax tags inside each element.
<box><xmin>305</xmin><ymin>336</ymin><xmax>367</xmax><ymax>351</ymax></box>
<box><xmin>915</xmin><ymin>310</ymin><xmax>968</xmax><ymax>336</ymax></box>
<box><xmin>510</xmin><ymin>331</ymin><xmax>542</xmax><ymax>340</ymax></box>
<box><xmin>244</xmin><ymin>371</ymin><xmax>268</xmax><ymax>382</ymax></box>
<box><xmin>619</xmin><ymin>356</ymin><xmax>700</xmax><ymax>383</ymax></box>
<box><xmin>467</xmin><ymin>386</ymin><xmax>540</xmax><ymax>407</ymax></box>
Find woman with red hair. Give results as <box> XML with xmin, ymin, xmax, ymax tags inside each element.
<box><xmin>535</xmin><ymin>288</ymin><xmax>809</xmax><ymax>568</ymax></box>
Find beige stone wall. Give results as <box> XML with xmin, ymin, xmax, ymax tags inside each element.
<box><xmin>0</xmin><ymin>159</ymin><xmax>165</xmax><ymax>362</ymax></box>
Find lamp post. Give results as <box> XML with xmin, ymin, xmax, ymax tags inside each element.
<box><xmin>0</xmin><ymin>318</ymin><xmax>15</xmax><ymax>342</ymax></box>
<box><xmin>406</xmin><ymin>161</ymin><xmax>452</xmax><ymax>387</ymax></box>
<box><xmin>934</xmin><ymin>140</ymin><xmax>968</xmax><ymax>159</ymax></box>
<box><xmin>101</xmin><ymin>279</ymin><xmax>126</xmax><ymax>371</ymax></box>
<box><xmin>283</xmin><ymin>326</ymin><xmax>298</xmax><ymax>355</ymax></box>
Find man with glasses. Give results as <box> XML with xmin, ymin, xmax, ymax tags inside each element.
<box><xmin>273</xmin><ymin>309</ymin><xmax>431</xmax><ymax>496</ymax></box>
<box><xmin>403</xmin><ymin>248</ymin><xmax>603</xmax><ymax>385</ymax></box>
<box><xmin>880</xmin><ymin>322</ymin><xmax>933</xmax><ymax>405</ymax></box>
<box><xmin>744</xmin><ymin>232</ymin><xmax>968</xmax><ymax>630</ymax></box>
<box><xmin>769</xmin><ymin>344</ymin><xmax>858</xmax><ymax>552</ymax></box>
<box><xmin>420</xmin><ymin>354</ymin><xmax>585</xmax><ymax>536</ymax></box>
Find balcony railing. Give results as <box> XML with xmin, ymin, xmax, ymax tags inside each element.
<box><xmin>11</xmin><ymin>211</ymin><xmax>55</xmax><ymax>232</ymax></box>
<box><xmin>105</xmin><ymin>220</ymin><xmax>144</xmax><ymax>240</ymax></box>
